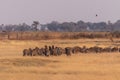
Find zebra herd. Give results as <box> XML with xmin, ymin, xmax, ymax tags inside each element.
<box><xmin>23</xmin><ymin>45</ymin><xmax>120</xmax><ymax>57</ymax></box>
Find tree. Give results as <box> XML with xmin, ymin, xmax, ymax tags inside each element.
<box><xmin>32</xmin><ymin>21</ymin><xmax>39</xmax><ymax>31</ymax></box>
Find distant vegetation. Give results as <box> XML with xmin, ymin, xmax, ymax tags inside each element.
<box><xmin>1</xmin><ymin>20</ymin><xmax>120</xmax><ymax>32</ymax></box>
<box><xmin>0</xmin><ymin>31</ymin><xmax>119</xmax><ymax>40</ymax></box>
<box><xmin>0</xmin><ymin>20</ymin><xmax>120</xmax><ymax>40</ymax></box>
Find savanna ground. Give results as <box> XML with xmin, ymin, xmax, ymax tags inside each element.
<box><xmin>0</xmin><ymin>38</ymin><xmax>120</xmax><ymax>80</ymax></box>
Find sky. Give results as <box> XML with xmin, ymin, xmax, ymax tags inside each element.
<box><xmin>0</xmin><ymin>0</ymin><xmax>120</xmax><ymax>25</ymax></box>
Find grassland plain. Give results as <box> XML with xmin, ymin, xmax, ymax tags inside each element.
<box><xmin>0</xmin><ymin>39</ymin><xmax>120</xmax><ymax>80</ymax></box>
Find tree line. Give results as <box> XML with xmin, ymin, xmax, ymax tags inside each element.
<box><xmin>1</xmin><ymin>20</ymin><xmax>120</xmax><ymax>32</ymax></box>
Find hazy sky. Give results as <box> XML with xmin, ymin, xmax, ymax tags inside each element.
<box><xmin>0</xmin><ymin>0</ymin><xmax>120</xmax><ymax>24</ymax></box>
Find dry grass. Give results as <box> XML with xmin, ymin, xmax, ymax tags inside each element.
<box><xmin>0</xmin><ymin>39</ymin><xmax>120</xmax><ymax>80</ymax></box>
<box><xmin>0</xmin><ymin>31</ymin><xmax>110</xmax><ymax>40</ymax></box>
